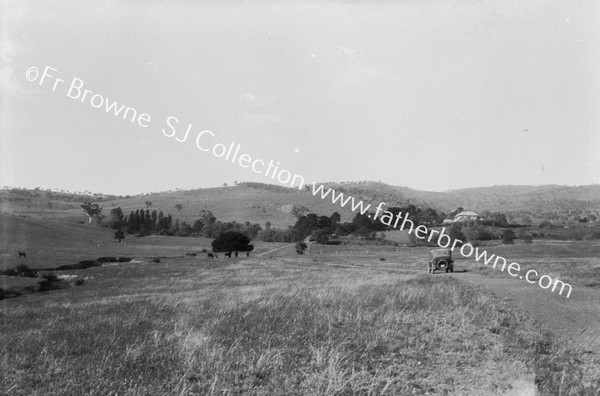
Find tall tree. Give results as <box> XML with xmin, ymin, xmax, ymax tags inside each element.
<box><xmin>109</xmin><ymin>207</ymin><xmax>124</xmax><ymax>230</ymax></box>
<box><xmin>81</xmin><ymin>202</ymin><xmax>102</xmax><ymax>226</ymax></box>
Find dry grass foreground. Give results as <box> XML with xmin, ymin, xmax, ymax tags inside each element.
<box><xmin>1</xmin><ymin>252</ymin><xmax>599</xmax><ymax>395</ymax></box>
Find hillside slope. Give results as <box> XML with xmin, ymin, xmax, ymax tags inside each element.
<box><xmin>3</xmin><ymin>183</ymin><xmax>599</xmax><ymax>230</ymax></box>
<box><xmin>326</xmin><ymin>182</ymin><xmax>600</xmax><ymax>214</ymax></box>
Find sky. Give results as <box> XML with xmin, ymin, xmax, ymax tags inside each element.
<box><xmin>2</xmin><ymin>0</ymin><xmax>599</xmax><ymax>195</ymax></box>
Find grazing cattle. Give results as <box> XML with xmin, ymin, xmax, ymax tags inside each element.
<box><xmin>225</xmin><ymin>251</ymin><xmax>232</xmax><ymax>258</ymax></box>
<box><xmin>214</xmin><ymin>253</ymin><xmax>218</xmax><ymax>259</ymax></box>
<box><xmin>207</xmin><ymin>253</ymin><xmax>214</xmax><ymax>259</ymax></box>
<box><xmin>234</xmin><ymin>251</ymin><xmax>238</xmax><ymax>258</ymax></box>
<box><xmin>246</xmin><ymin>252</ymin><xmax>250</xmax><ymax>257</ymax></box>
<box><xmin>18</xmin><ymin>251</ymin><xmax>26</xmax><ymax>258</ymax></box>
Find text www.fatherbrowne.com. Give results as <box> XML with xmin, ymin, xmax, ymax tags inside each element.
<box><xmin>27</xmin><ymin>64</ymin><xmax>573</xmax><ymax>298</ymax></box>
<box><xmin>311</xmin><ymin>183</ymin><xmax>573</xmax><ymax>298</ymax></box>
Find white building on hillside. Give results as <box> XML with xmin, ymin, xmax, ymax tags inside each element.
<box><xmin>452</xmin><ymin>211</ymin><xmax>480</xmax><ymax>223</ymax></box>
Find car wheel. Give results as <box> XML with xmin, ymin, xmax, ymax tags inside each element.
<box><xmin>437</xmin><ymin>260</ymin><xmax>448</xmax><ymax>271</ymax></box>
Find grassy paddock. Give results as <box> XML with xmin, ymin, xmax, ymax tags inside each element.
<box><xmin>2</xmin><ymin>254</ymin><xmax>599</xmax><ymax>395</ymax></box>
<box><xmin>466</xmin><ymin>240</ymin><xmax>600</xmax><ymax>287</ymax></box>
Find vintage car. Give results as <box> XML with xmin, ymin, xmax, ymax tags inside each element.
<box><xmin>428</xmin><ymin>248</ymin><xmax>454</xmax><ymax>273</ymax></box>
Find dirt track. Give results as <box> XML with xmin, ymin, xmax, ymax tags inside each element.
<box><xmin>449</xmin><ymin>272</ymin><xmax>600</xmax><ymax>352</ymax></box>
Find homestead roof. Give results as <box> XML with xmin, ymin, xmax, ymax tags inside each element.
<box><xmin>455</xmin><ymin>211</ymin><xmax>478</xmax><ymax>217</ymax></box>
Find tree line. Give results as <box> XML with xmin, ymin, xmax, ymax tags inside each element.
<box><xmin>106</xmin><ymin>206</ymin><xmax>262</xmax><ymax>239</ymax></box>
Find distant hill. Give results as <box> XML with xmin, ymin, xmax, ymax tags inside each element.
<box><xmin>2</xmin><ymin>182</ymin><xmax>599</xmax><ymax>228</ymax></box>
<box><xmin>327</xmin><ymin>182</ymin><xmax>600</xmax><ymax>213</ymax></box>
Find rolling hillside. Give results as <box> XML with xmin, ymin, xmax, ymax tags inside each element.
<box><xmin>2</xmin><ymin>182</ymin><xmax>600</xmax><ymax>231</ymax></box>
<box><xmin>323</xmin><ymin>182</ymin><xmax>600</xmax><ymax>215</ymax></box>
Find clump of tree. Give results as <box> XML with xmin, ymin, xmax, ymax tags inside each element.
<box><xmin>211</xmin><ymin>231</ymin><xmax>254</xmax><ymax>253</ymax></box>
<box><xmin>292</xmin><ymin>212</ymin><xmax>349</xmax><ymax>242</ymax></box>
<box><xmin>123</xmin><ymin>208</ymin><xmax>173</xmax><ymax>235</ymax></box>
<box><xmin>291</xmin><ymin>205</ymin><xmax>310</xmax><ymax>218</ymax></box>
<box><xmin>257</xmin><ymin>227</ymin><xmax>294</xmax><ymax>242</ymax></box>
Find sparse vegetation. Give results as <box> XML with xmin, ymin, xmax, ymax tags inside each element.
<box><xmin>1</xmin><ymin>252</ymin><xmax>598</xmax><ymax>395</ymax></box>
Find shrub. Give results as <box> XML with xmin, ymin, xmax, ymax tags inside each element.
<box><xmin>15</xmin><ymin>264</ymin><xmax>36</xmax><ymax>277</ymax></box>
<box><xmin>40</xmin><ymin>272</ymin><xmax>58</xmax><ymax>282</ymax></box>
<box><xmin>56</xmin><ymin>260</ymin><xmax>101</xmax><ymax>270</ymax></box>
<box><xmin>295</xmin><ymin>242</ymin><xmax>307</xmax><ymax>255</ymax></box>
<box><xmin>96</xmin><ymin>256</ymin><xmax>118</xmax><ymax>263</ymax></box>
<box><xmin>501</xmin><ymin>229</ymin><xmax>516</xmax><ymax>244</ymax></box>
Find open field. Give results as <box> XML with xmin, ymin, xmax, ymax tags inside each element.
<box><xmin>2</xmin><ymin>211</ymin><xmax>600</xmax><ymax>395</ymax></box>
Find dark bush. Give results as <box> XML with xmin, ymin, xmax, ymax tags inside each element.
<box><xmin>96</xmin><ymin>257</ymin><xmax>132</xmax><ymax>263</ymax></box>
<box><xmin>502</xmin><ymin>229</ymin><xmax>516</xmax><ymax>245</ymax></box>
<box><xmin>38</xmin><ymin>278</ymin><xmax>69</xmax><ymax>292</ymax></box>
<box><xmin>96</xmin><ymin>256</ymin><xmax>117</xmax><ymax>263</ymax></box>
<box><xmin>15</xmin><ymin>264</ymin><xmax>37</xmax><ymax>277</ymax></box>
<box><xmin>295</xmin><ymin>241</ymin><xmax>308</xmax><ymax>255</ymax></box>
<box><xmin>56</xmin><ymin>260</ymin><xmax>101</xmax><ymax>270</ymax></box>
<box><xmin>40</xmin><ymin>272</ymin><xmax>58</xmax><ymax>282</ymax></box>
<box><xmin>212</xmin><ymin>231</ymin><xmax>254</xmax><ymax>253</ymax></box>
